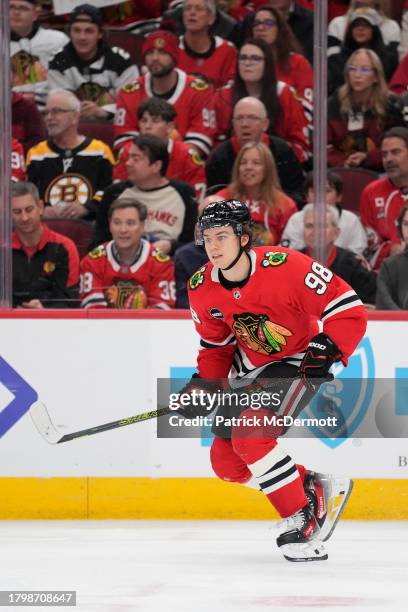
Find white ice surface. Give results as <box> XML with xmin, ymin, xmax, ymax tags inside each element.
<box><xmin>0</xmin><ymin>520</ymin><xmax>407</xmax><ymax>612</ymax></box>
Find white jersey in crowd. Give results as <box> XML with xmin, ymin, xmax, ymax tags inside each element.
<box><xmin>280</xmin><ymin>207</ymin><xmax>367</xmax><ymax>255</ymax></box>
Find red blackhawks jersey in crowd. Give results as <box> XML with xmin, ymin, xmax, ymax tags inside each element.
<box><xmin>360</xmin><ymin>177</ymin><xmax>408</xmax><ymax>269</ymax></box>
<box><xmin>12</xmin><ymin>138</ymin><xmax>26</xmax><ymax>182</ymax></box>
<box><xmin>214</xmin><ymin>82</ymin><xmax>310</xmax><ymax>163</ymax></box>
<box><xmin>187</xmin><ymin>246</ymin><xmax>367</xmax><ymax>379</ymax></box>
<box><xmin>113</xmin><ymin>69</ymin><xmax>216</xmax><ymax>157</ymax></box>
<box><xmin>80</xmin><ymin>239</ymin><xmax>175</xmax><ymax>309</ymax></box>
<box><xmin>113</xmin><ymin>138</ymin><xmax>206</xmax><ymax>199</ymax></box>
<box><xmin>177</xmin><ymin>36</ymin><xmax>237</xmax><ymax>89</ymax></box>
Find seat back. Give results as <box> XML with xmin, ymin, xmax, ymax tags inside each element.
<box><xmin>79</xmin><ymin>121</ymin><xmax>114</xmax><ymax>149</ymax></box>
<box><xmin>105</xmin><ymin>31</ymin><xmax>145</xmax><ymax>69</ymax></box>
<box><xmin>330</xmin><ymin>167</ymin><xmax>379</xmax><ymax>212</ymax></box>
<box><xmin>46</xmin><ymin>219</ymin><xmax>94</xmax><ymax>259</ymax></box>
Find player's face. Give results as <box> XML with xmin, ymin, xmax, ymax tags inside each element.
<box><xmin>306</xmin><ymin>184</ymin><xmax>342</xmax><ymax>207</ymax></box>
<box><xmin>12</xmin><ymin>194</ymin><xmax>43</xmax><ymax>237</ymax></box>
<box><xmin>238</xmin><ymin>44</ymin><xmax>266</xmax><ymax>83</ymax></box>
<box><xmin>110</xmin><ymin>207</ymin><xmax>145</xmax><ymax>251</ymax></box>
<box><xmin>183</xmin><ymin>0</ymin><xmax>215</xmax><ymax>33</ymax></box>
<box><xmin>232</xmin><ymin>102</ymin><xmax>268</xmax><ymax>144</ymax></box>
<box><xmin>351</xmin><ymin>20</ymin><xmax>374</xmax><ymax>45</ymax></box>
<box><xmin>252</xmin><ymin>10</ymin><xmax>278</xmax><ymax>45</ymax></box>
<box><xmin>203</xmin><ymin>225</ymin><xmax>242</xmax><ymax>267</ymax></box>
<box><xmin>145</xmin><ymin>49</ymin><xmax>176</xmax><ymax>78</ymax></box>
<box><xmin>347</xmin><ymin>51</ymin><xmax>377</xmax><ymax>92</ymax></box>
<box><xmin>44</xmin><ymin>95</ymin><xmax>79</xmax><ymax>137</ymax></box>
<box><xmin>381</xmin><ymin>137</ymin><xmax>408</xmax><ymax>181</ymax></box>
<box><xmin>70</xmin><ymin>21</ymin><xmax>102</xmax><ymax>60</ymax></box>
<box><xmin>139</xmin><ymin>112</ymin><xmax>171</xmax><ymax>142</ymax></box>
<box><xmin>10</xmin><ymin>1</ymin><xmax>39</xmax><ymax>35</ymax></box>
<box><xmin>303</xmin><ymin>211</ymin><xmax>339</xmax><ymax>249</ymax></box>
<box><xmin>239</xmin><ymin>147</ymin><xmax>265</xmax><ymax>189</ymax></box>
<box><xmin>126</xmin><ymin>144</ymin><xmax>158</xmax><ymax>184</ymax></box>
<box><xmin>401</xmin><ymin>210</ymin><xmax>408</xmax><ymax>243</ymax></box>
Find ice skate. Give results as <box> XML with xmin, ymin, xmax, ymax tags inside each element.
<box><xmin>276</xmin><ymin>504</ymin><xmax>328</xmax><ymax>562</ymax></box>
<box><xmin>304</xmin><ymin>471</ymin><xmax>353</xmax><ymax>542</ymax></box>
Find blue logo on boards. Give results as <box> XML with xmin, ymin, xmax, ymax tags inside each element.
<box><xmin>0</xmin><ymin>356</ymin><xmax>38</xmax><ymax>439</ymax></box>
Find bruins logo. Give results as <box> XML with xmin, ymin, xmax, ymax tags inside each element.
<box><xmin>189</xmin><ymin>266</ymin><xmax>206</xmax><ymax>290</ymax></box>
<box><xmin>153</xmin><ymin>248</ymin><xmax>170</xmax><ymax>263</ymax></box>
<box><xmin>43</xmin><ymin>261</ymin><xmax>56</xmax><ymax>274</ymax></box>
<box><xmin>232</xmin><ymin>313</ymin><xmax>292</xmax><ymax>356</ymax></box>
<box><xmin>46</xmin><ymin>173</ymin><xmax>92</xmax><ymax>207</ymax></box>
<box><xmin>89</xmin><ymin>245</ymin><xmax>106</xmax><ymax>259</ymax></box>
<box><xmin>191</xmin><ymin>77</ymin><xmax>209</xmax><ymax>91</ymax></box>
<box><xmin>261</xmin><ymin>251</ymin><xmax>289</xmax><ymax>268</ymax></box>
<box><xmin>122</xmin><ymin>81</ymin><xmax>140</xmax><ymax>93</ymax></box>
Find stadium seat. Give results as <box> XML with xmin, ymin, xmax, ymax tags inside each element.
<box><xmin>330</xmin><ymin>167</ymin><xmax>379</xmax><ymax>213</ymax></box>
<box><xmin>45</xmin><ymin>219</ymin><xmax>94</xmax><ymax>259</ymax></box>
<box><xmin>79</xmin><ymin>121</ymin><xmax>114</xmax><ymax>149</ymax></box>
<box><xmin>105</xmin><ymin>31</ymin><xmax>145</xmax><ymax>68</ymax></box>
<box><xmin>205</xmin><ymin>184</ymin><xmax>227</xmax><ymax>196</ymax></box>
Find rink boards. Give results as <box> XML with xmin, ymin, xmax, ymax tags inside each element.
<box><xmin>0</xmin><ymin>310</ymin><xmax>407</xmax><ymax>519</ymax></box>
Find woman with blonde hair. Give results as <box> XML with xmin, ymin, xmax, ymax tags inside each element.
<box><xmin>216</xmin><ymin>141</ymin><xmax>297</xmax><ymax>245</ymax></box>
<box><xmin>327</xmin><ymin>48</ymin><xmax>404</xmax><ymax>169</ymax></box>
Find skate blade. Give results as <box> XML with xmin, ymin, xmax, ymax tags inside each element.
<box><xmin>280</xmin><ymin>541</ymin><xmax>328</xmax><ymax>562</ymax></box>
<box><xmin>320</xmin><ymin>477</ymin><xmax>354</xmax><ymax>542</ymax></box>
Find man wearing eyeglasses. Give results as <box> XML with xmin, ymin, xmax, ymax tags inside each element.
<box><xmin>26</xmin><ymin>89</ymin><xmax>114</xmax><ymax>221</ymax></box>
<box><xmin>10</xmin><ymin>0</ymin><xmax>68</xmax><ymax>110</ymax></box>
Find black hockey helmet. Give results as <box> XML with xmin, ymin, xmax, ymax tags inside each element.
<box><xmin>196</xmin><ymin>199</ymin><xmax>252</xmax><ymax>245</ymax></box>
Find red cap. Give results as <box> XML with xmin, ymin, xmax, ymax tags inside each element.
<box><xmin>142</xmin><ymin>30</ymin><xmax>179</xmax><ymax>64</ymax></box>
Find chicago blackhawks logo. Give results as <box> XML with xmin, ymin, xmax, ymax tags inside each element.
<box><xmin>46</xmin><ymin>173</ymin><xmax>92</xmax><ymax>207</ymax></box>
<box><xmin>122</xmin><ymin>81</ymin><xmax>140</xmax><ymax>93</ymax></box>
<box><xmin>89</xmin><ymin>245</ymin><xmax>105</xmax><ymax>259</ymax></box>
<box><xmin>232</xmin><ymin>313</ymin><xmax>292</xmax><ymax>355</ymax></box>
<box><xmin>191</xmin><ymin>77</ymin><xmax>209</xmax><ymax>91</ymax></box>
<box><xmin>43</xmin><ymin>261</ymin><xmax>55</xmax><ymax>274</ymax></box>
<box><xmin>153</xmin><ymin>248</ymin><xmax>170</xmax><ymax>263</ymax></box>
<box><xmin>105</xmin><ymin>280</ymin><xmax>147</xmax><ymax>309</ymax></box>
<box><xmin>261</xmin><ymin>251</ymin><xmax>289</xmax><ymax>268</ymax></box>
<box><xmin>189</xmin><ymin>266</ymin><xmax>206</xmax><ymax>290</ymax></box>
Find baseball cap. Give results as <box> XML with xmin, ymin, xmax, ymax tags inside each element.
<box><xmin>69</xmin><ymin>3</ymin><xmax>103</xmax><ymax>26</ymax></box>
<box><xmin>350</xmin><ymin>7</ymin><xmax>381</xmax><ymax>27</ymax></box>
<box><xmin>142</xmin><ymin>30</ymin><xmax>179</xmax><ymax>63</ymax></box>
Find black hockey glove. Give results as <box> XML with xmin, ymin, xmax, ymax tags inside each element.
<box><xmin>175</xmin><ymin>373</ymin><xmax>223</xmax><ymax>418</ymax></box>
<box><xmin>300</xmin><ymin>333</ymin><xmax>342</xmax><ymax>390</ymax></box>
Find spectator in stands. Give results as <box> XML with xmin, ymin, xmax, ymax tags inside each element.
<box><xmin>113</xmin><ymin>97</ymin><xmax>206</xmax><ymax>199</ymax></box>
<box><xmin>177</xmin><ymin>0</ymin><xmax>237</xmax><ymax>89</ymax></box>
<box><xmin>302</xmin><ymin>203</ymin><xmax>377</xmax><ymax>305</ymax></box>
<box><xmin>12</xmin><ymin>89</ymin><xmax>45</xmax><ymax>154</ymax></box>
<box><xmin>360</xmin><ymin>127</ymin><xmax>408</xmax><ymax>269</ymax></box>
<box><xmin>174</xmin><ymin>193</ymin><xmax>220</xmax><ymax>308</ymax></box>
<box><xmin>281</xmin><ymin>170</ymin><xmax>368</xmax><ymax>254</ymax></box>
<box><xmin>250</xmin><ymin>4</ymin><xmax>313</xmax><ymax>129</ymax></box>
<box><xmin>389</xmin><ymin>52</ymin><xmax>408</xmax><ymax>94</ymax></box>
<box><xmin>215</xmin><ymin>141</ymin><xmax>297</xmax><ymax>245</ymax></box>
<box><xmin>163</xmin><ymin>0</ymin><xmax>237</xmax><ymax>40</ymax></box>
<box><xmin>113</xmin><ymin>29</ymin><xmax>216</xmax><ymax>158</ymax></box>
<box><xmin>94</xmin><ymin>134</ymin><xmax>197</xmax><ymax>255</ymax></box>
<box><xmin>328</xmin><ymin>48</ymin><xmax>404</xmax><ymax>170</ymax></box>
<box><xmin>80</xmin><ymin>198</ymin><xmax>175</xmax><ymax>309</ymax></box>
<box><xmin>400</xmin><ymin>0</ymin><xmax>408</xmax><ymax>59</ymax></box>
<box><xmin>376</xmin><ymin>203</ymin><xmax>408</xmax><ymax>309</ymax></box>
<box><xmin>12</xmin><ymin>180</ymin><xmax>79</xmax><ymax>308</ymax></box>
<box><xmin>48</xmin><ymin>4</ymin><xmax>139</xmax><ymax>121</ymax></box>
<box><xmin>234</xmin><ymin>0</ymin><xmax>314</xmax><ymax>64</ymax></box>
<box><xmin>328</xmin><ymin>8</ymin><xmax>399</xmax><ymax>95</ymax></box>
<box><xmin>214</xmin><ymin>39</ymin><xmax>310</xmax><ymax>163</ymax></box>
<box><xmin>328</xmin><ymin>0</ymin><xmax>401</xmax><ymax>56</ymax></box>
<box><xmin>10</xmin><ymin>0</ymin><xmax>69</xmax><ymax>110</ymax></box>
<box><xmin>206</xmin><ymin>97</ymin><xmax>304</xmax><ymax>205</ymax></box>
<box><xmin>26</xmin><ymin>89</ymin><xmax>114</xmax><ymax>221</ymax></box>
<box><xmin>12</xmin><ymin>138</ymin><xmax>26</xmax><ymax>182</ymax></box>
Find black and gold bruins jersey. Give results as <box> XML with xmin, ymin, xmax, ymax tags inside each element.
<box><xmin>26</xmin><ymin>137</ymin><xmax>114</xmax><ymax>217</ymax></box>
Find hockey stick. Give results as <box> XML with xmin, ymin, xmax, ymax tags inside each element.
<box><xmin>29</xmin><ymin>401</ymin><xmax>171</xmax><ymax>444</ymax></box>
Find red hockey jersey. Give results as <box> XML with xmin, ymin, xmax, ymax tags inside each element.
<box><xmin>12</xmin><ymin>138</ymin><xmax>26</xmax><ymax>182</ymax></box>
<box><xmin>177</xmin><ymin>36</ymin><xmax>237</xmax><ymax>89</ymax></box>
<box><xmin>80</xmin><ymin>239</ymin><xmax>175</xmax><ymax>309</ymax></box>
<box><xmin>187</xmin><ymin>246</ymin><xmax>367</xmax><ymax>379</ymax></box>
<box><xmin>214</xmin><ymin>82</ymin><xmax>310</xmax><ymax>163</ymax></box>
<box><xmin>113</xmin><ymin>138</ymin><xmax>206</xmax><ymax>198</ymax></box>
<box><xmin>360</xmin><ymin>177</ymin><xmax>408</xmax><ymax>269</ymax></box>
<box><xmin>275</xmin><ymin>53</ymin><xmax>313</xmax><ymax>136</ymax></box>
<box><xmin>113</xmin><ymin>69</ymin><xmax>216</xmax><ymax>157</ymax></box>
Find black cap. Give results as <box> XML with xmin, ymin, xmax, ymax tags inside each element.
<box><xmin>69</xmin><ymin>4</ymin><xmax>103</xmax><ymax>26</ymax></box>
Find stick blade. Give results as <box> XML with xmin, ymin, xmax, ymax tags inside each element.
<box><xmin>29</xmin><ymin>401</ymin><xmax>63</xmax><ymax>444</ymax></box>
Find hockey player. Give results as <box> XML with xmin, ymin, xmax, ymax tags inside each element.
<box><xmin>185</xmin><ymin>199</ymin><xmax>367</xmax><ymax>561</ymax></box>
<box><xmin>80</xmin><ymin>198</ymin><xmax>175</xmax><ymax>309</ymax></box>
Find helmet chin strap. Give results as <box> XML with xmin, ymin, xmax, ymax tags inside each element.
<box><xmin>221</xmin><ymin>244</ymin><xmax>245</xmax><ymax>271</ymax></box>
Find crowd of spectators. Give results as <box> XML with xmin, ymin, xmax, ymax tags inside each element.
<box><xmin>9</xmin><ymin>0</ymin><xmax>408</xmax><ymax>311</ymax></box>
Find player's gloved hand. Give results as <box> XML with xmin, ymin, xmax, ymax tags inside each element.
<box><xmin>175</xmin><ymin>373</ymin><xmax>222</xmax><ymax>418</ymax></box>
<box><xmin>300</xmin><ymin>333</ymin><xmax>342</xmax><ymax>390</ymax></box>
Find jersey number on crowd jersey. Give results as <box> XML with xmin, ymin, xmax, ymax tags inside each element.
<box><xmin>159</xmin><ymin>280</ymin><xmax>176</xmax><ymax>301</ymax></box>
<box><xmin>304</xmin><ymin>262</ymin><xmax>333</xmax><ymax>295</ymax></box>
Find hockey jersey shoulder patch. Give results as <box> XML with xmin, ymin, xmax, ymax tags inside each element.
<box><xmin>190</xmin><ymin>148</ymin><xmax>205</xmax><ymax>166</ymax></box>
<box><xmin>152</xmin><ymin>248</ymin><xmax>170</xmax><ymax>263</ymax></box>
<box><xmin>189</xmin><ymin>265</ymin><xmax>207</xmax><ymax>290</ymax></box>
<box><xmin>89</xmin><ymin>244</ymin><xmax>106</xmax><ymax>259</ymax></box>
<box><xmin>261</xmin><ymin>251</ymin><xmax>289</xmax><ymax>268</ymax></box>
<box><xmin>122</xmin><ymin>80</ymin><xmax>140</xmax><ymax>93</ymax></box>
<box><xmin>190</xmin><ymin>77</ymin><xmax>209</xmax><ymax>91</ymax></box>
